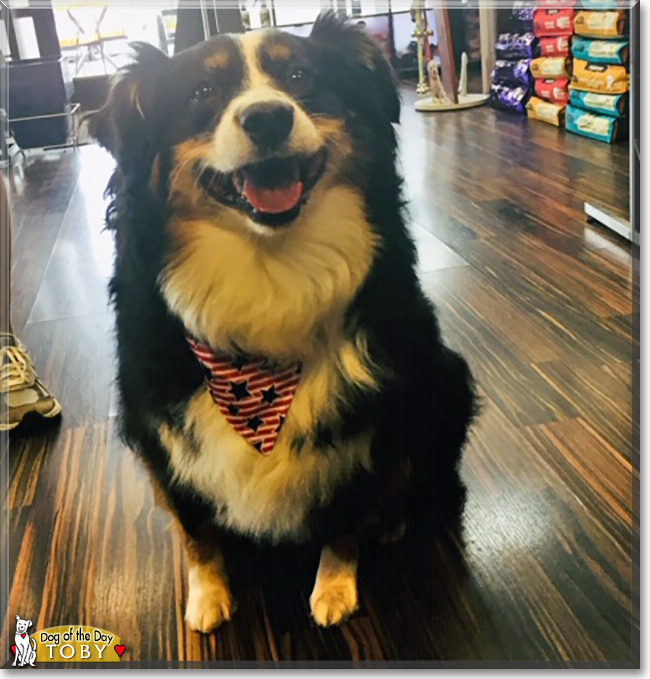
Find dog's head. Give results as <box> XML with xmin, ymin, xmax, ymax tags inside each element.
<box><xmin>93</xmin><ymin>14</ymin><xmax>401</xmax><ymax>355</ymax></box>
<box><xmin>92</xmin><ymin>12</ymin><xmax>399</xmax><ymax>234</ymax></box>
<box><xmin>15</xmin><ymin>616</ymin><xmax>32</xmax><ymax>634</ymax></box>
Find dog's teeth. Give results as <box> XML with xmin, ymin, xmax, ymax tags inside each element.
<box><xmin>233</xmin><ymin>172</ymin><xmax>244</xmax><ymax>193</ymax></box>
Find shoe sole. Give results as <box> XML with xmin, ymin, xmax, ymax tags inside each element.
<box><xmin>0</xmin><ymin>399</ymin><xmax>62</xmax><ymax>432</ymax></box>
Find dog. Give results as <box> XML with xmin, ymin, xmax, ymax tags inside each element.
<box><xmin>91</xmin><ymin>12</ymin><xmax>477</xmax><ymax>632</ymax></box>
<box><xmin>13</xmin><ymin>615</ymin><xmax>36</xmax><ymax>667</ymax></box>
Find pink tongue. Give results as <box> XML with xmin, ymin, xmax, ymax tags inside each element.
<box><xmin>242</xmin><ymin>180</ymin><xmax>303</xmax><ymax>214</ymax></box>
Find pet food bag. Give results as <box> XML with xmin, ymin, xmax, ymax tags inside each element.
<box><xmin>530</xmin><ymin>57</ymin><xmax>571</xmax><ymax>79</ymax></box>
<box><xmin>571</xmin><ymin>37</ymin><xmax>629</xmax><ymax>65</ymax></box>
<box><xmin>566</xmin><ymin>104</ymin><xmax>621</xmax><ymax>143</ymax></box>
<box><xmin>492</xmin><ymin>59</ymin><xmax>533</xmax><ymax>88</ymax></box>
<box><xmin>580</xmin><ymin>0</ymin><xmax>621</xmax><ymax>10</ymax></box>
<box><xmin>533</xmin><ymin>8</ymin><xmax>574</xmax><ymax>37</ymax></box>
<box><xmin>535</xmin><ymin>78</ymin><xmax>570</xmax><ymax>105</ymax></box>
<box><xmin>490</xmin><ymin>83</ymin><xmax>530</xmax><ymax>114</ymax></box>
<box><xmin>571</xmin><ymin>59</ymin><xmax>628</xmax><ymax>94</ymax></box>
<box><xmin>539</xmin><ymin>36</ymin><xmax>571</xmax><ymax>58</ymax></box>
<box><xmin>512</xmin><ymin>2</ymin><xmax>535</xmax><ymax>30</ymax></box>
<box><xmin>573</xmin><ymin>11</ymin><xmax>626</xmax><ymax>39</ymax></box>
<box><xmin>495</xmin><ymin>33</ymin><xmax>538</xmax><ymax>60</ymax></box>
<box><xmin>526</xmin><ymin>97</ymin><xmax>566</xmax><ymax>127</ymax></box>
<box><xmin>568</xmin><ymin>87</ymin><xmax>627</xmax><ymax>117</ymax></box>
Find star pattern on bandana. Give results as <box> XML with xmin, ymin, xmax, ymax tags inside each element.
<box><xmin>261</xmin><ymin>385</ymin><xmax>280</xmax><ymax>404</ymax></box>
<box><xmin>230</xmin><ymin>380</ymin><xmax>251</xmax><ymax>401</ymax></box>
<box><xmin>186</xmin><ymin>336</ymin><xmax>302</xmax><ymax>455</ymax></box>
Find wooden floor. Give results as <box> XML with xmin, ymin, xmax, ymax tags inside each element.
<box><xmin>1</xmin><ymin>91</ymin><xmax>638</xmax><ymax>667</ymax></box>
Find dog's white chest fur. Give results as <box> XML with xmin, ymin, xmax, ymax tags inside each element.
<box><xmin>159</xmin><ymin>349</ymin><xmax>375</xmax><ymax>543</ymax></box>
<box><xmin>157</xmin><ymin>184</ymin><xmax>380</xmax><ymax>542</ymax></box>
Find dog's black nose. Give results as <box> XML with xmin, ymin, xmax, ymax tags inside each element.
<box><xmin>238</xmin><ymin>102</ymin><xmax>294</xmax><ymax>149</ymax></box>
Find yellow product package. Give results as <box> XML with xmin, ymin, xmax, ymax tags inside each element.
<box><xmin>571</xmin><ymin>58</ymin><xmax>629</xmax><ymax>94</ymax></box>
<box><xmin>573</xmin><ymin>10</ymin><xmax>626</xmax><ymax>38</ymax></box>
<box><xmin>526</xmin><ymin>97</ymin><xmax>566</xmax><ymax>127</ymax></box>
<box><xmin>530</xmin><ymin>57</ymin><xmax>571</xmax><ymax>79</ymax></box>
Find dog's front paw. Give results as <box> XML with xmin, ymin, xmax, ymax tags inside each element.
<box><xmin>185</xmin><ymin>568</ymin><xmax>237</xmax><ymax>633</ymax></box>
<box><xmin>310</xmin><ymin>575</ymin><xmax>358</xmax><ymax>627</ymax></box>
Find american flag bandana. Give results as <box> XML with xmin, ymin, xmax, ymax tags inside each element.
<box><xmin>187</xmin><ymin>336</ymin><xmax>302</xmax><ymax>455</ymax></box>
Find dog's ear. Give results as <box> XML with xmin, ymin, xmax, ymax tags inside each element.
<box><xmin>90</xmin><ymin>42</ymin><xmax>170</xmax><ymax>174</ymax></box>
<box><xmin>310</xmin><ymin>12</ymin><xmax>400</xmax><ymax>124</ymax></box>
<box><xmin>26</xmin><ymin>620</ymin><xmax>32</xmax><ymax>627</ymax></box>
<box><xmin>15</xmin><ymin>615</ymin><xmax>20</xmax><ymax>621</ymax></box>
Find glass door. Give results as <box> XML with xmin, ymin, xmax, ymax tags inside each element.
<box><xmin>53</xmin><ymin>1</ymin><xmax>178</xmax><ymax>80</ymax></box>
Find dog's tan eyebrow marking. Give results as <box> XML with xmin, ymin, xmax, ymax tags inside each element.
<box><xmin>266</xmin><ymin>42</ymin><xmax>291</xmax><ymax>60</ymax></box>
<box><xmin>204</xmin><ymin>51</ymin><xmax>230</xmax><ymax>70</ymax></box>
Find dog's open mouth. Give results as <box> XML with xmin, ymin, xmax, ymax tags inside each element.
<box><xmin>196</xmin><ymin>149</ymin><xmax>327</xmax><ymax>228</ymax></box>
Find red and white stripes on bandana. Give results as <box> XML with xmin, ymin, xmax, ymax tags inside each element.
<box><xmin>187</xmin><ymin>336</ymin><xmax>302</xmax><ymax>455</ymax></box>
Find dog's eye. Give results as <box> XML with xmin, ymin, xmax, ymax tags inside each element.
<box><xmin>287</xmin><ymin>67</ymin><xmax>312</xmax><ymax>97</ymax></box>
<box><xmin>191</xmin><ymin>83</ymin><xmax>214</xmax><ymax>104</ymax></box>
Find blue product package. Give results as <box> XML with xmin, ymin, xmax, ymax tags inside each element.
<box><xmin>571</xmin><ymin>37</ymin><xmax>629</xmax><ymax>65</ymax></box>
<box><xmin>566</xmin><ymin>104</ymin><xmax>620</xmax><ymax>143</ymax></box>
<box><xmin>568</xmin><ymin>88</ymin><xmax>627</xmax><ymax>116</ymax></box>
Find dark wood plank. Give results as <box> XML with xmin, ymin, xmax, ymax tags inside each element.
<box><xmin>531</xmin><ymin>359</ymin><xmax>634</xmax><ymax>461</ymax></box>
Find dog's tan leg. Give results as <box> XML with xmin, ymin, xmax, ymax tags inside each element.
<box><xmin>309</xmin><ymin>535</ymin><xmax>359</xmax><ymax>627</ymax></box>
<box><xmin>184</xmin><ymin>520</ymin><xmax>237</xmax><ymax>633</ymax></box>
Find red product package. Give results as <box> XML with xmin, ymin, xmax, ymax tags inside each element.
<box><xmin>539</xmin><ymin>35</ymin><xmax>571</xmax><ymax>57</ymax></box>
<box><xmin>533</xmin><ymin>8</ymin><xmax>574</xmax><ymax>37</ymax></box>
<box><xmin>534</xmin><ymin>78</ymin><xmax>570</xmax><ymax>105</ymax></box>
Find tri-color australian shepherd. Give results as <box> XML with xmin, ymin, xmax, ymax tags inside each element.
<box><xmin>92</xmin><ymin>13</ymin><xmax>476</xmax><ymax>632</ymax></box>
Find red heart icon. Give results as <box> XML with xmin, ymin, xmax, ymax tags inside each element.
<box><xmin>21</xmin><ymin>634</ymin><xmax>26</xmax><ymax>638</ymax></box>
<box><xmin>10</xmin><ymin>644</ymin><xmax>16</xmax><ymax>655</ymax></box>
<box><xmin>114</xmin><ymin>644</ymin><xmax>126</xmax><ymax>658</ymax></box>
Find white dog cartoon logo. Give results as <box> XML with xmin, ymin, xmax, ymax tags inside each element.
<box><xmin>12</xmin><ymin>615</ymin><xmax>36</xmax><ymax>667</ymax></box>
